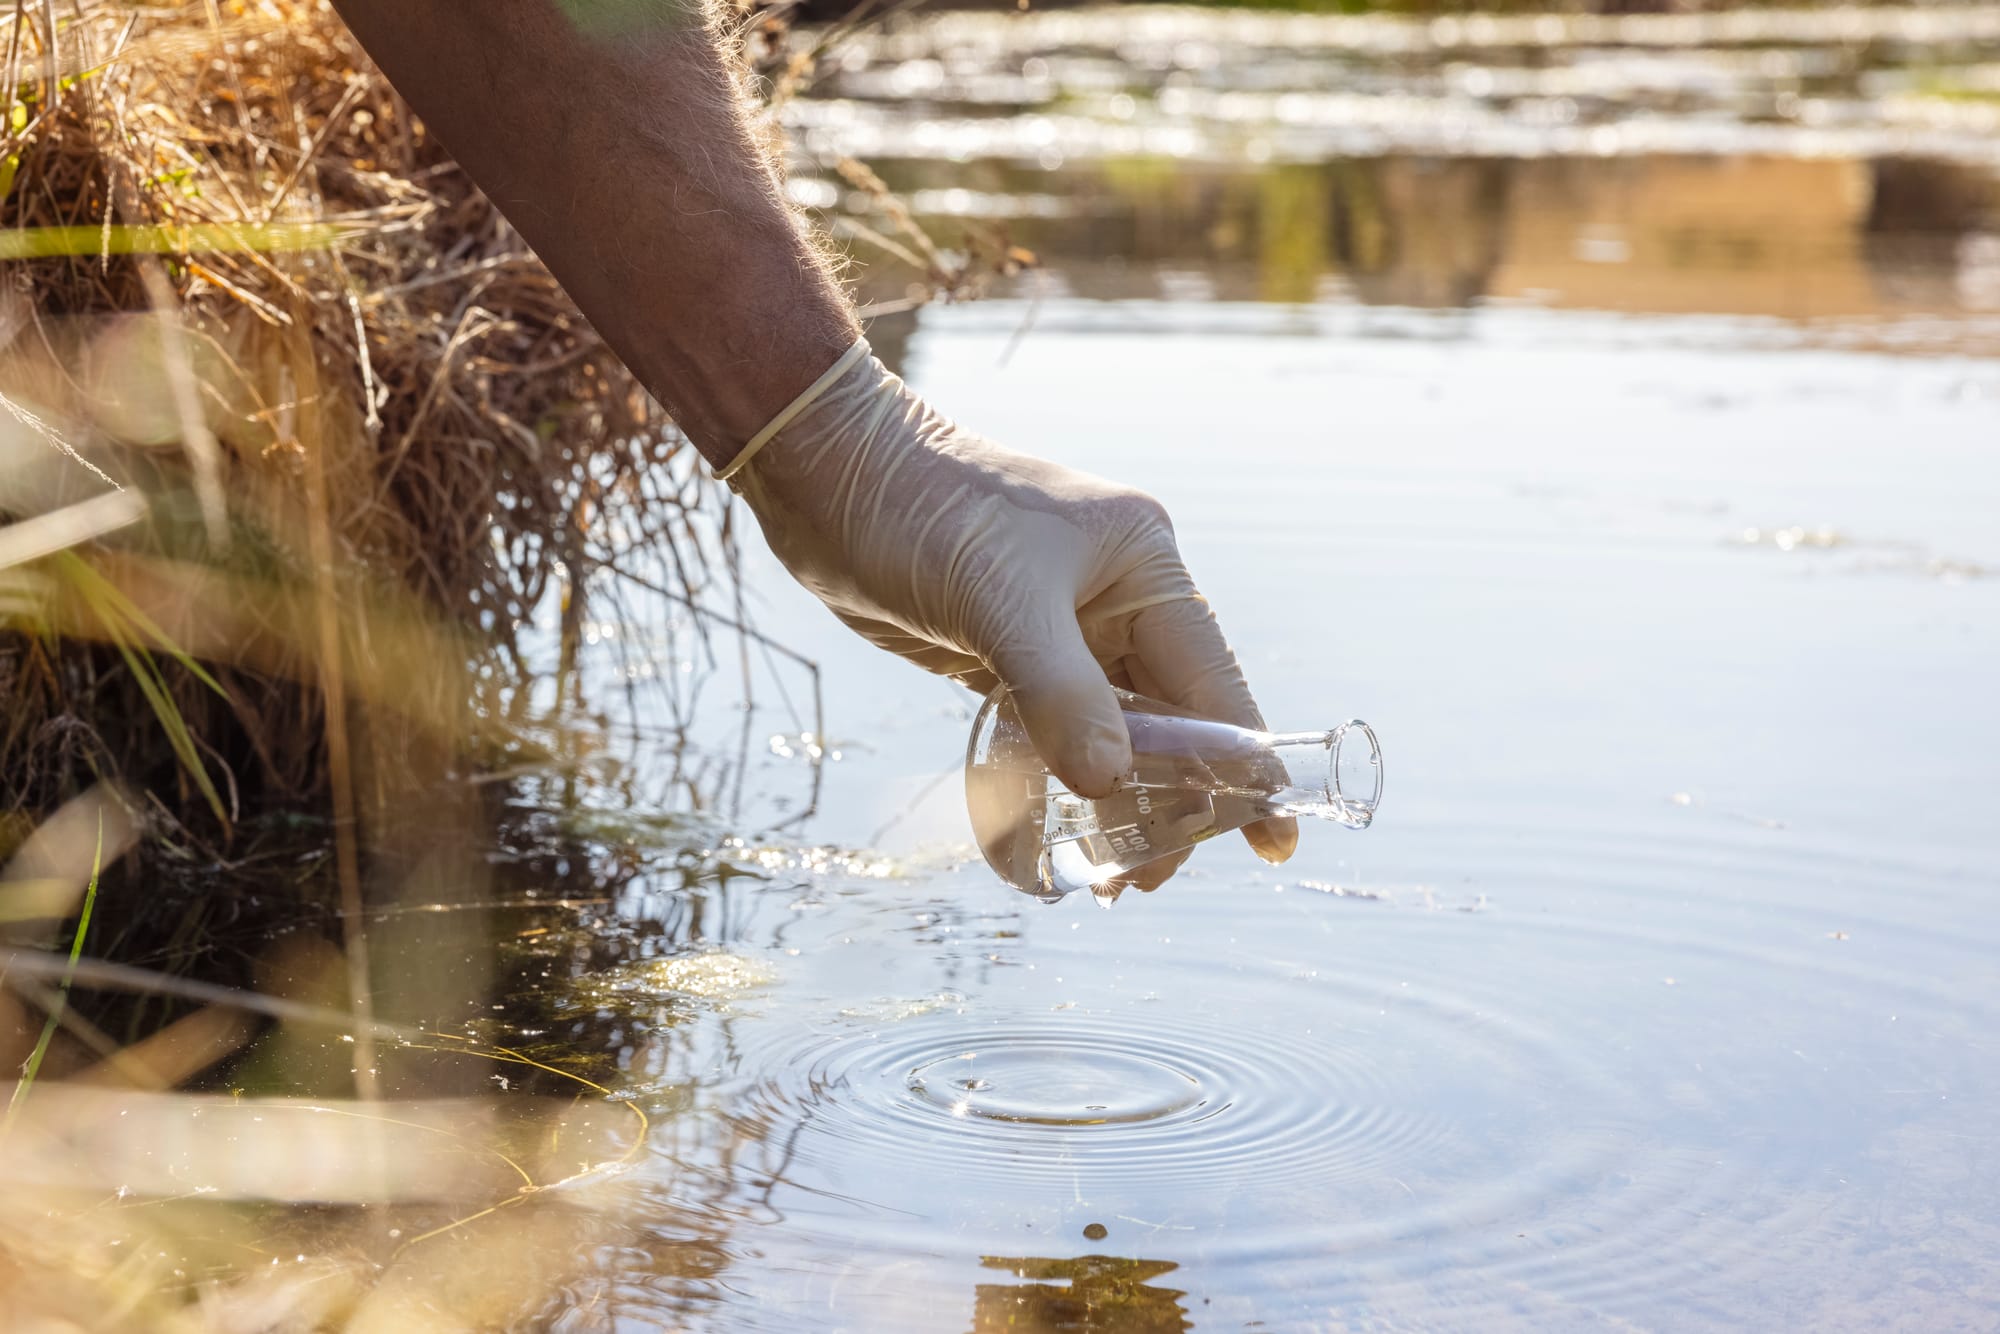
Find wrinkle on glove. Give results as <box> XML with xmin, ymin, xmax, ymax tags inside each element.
<box><xmin>725</xmin><ymin>340</ymin><xmax>1296</xmax><ymax>864</ymax></box>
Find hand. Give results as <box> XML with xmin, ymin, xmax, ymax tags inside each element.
<box><xmin>724</xmin><ymin>341</ymin><xmax>1297</xmax><ymax>886</ymax></box>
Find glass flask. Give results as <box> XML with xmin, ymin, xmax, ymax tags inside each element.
<box><xmin>965</xmin><ymin>687</ymin><xmax>1382</xmax><ymax>902</ymax></box>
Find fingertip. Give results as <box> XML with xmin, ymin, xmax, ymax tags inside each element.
<box><xmin>1111</xmin><ymin>847</ymin><xmax>1189</xmax><ymax>894</ymax></box>
<box><xmin>1062</xmin><ymin>733</ymin><xmax>1132</xmax><ymax>799</ymax></box>
<box><xmin>991</xmin><ymin>612</ymin><xmax>1130</xmax><ymax>798</ymax></box>
<box><xmin>1023</xmin><ymin>713</ymin><xmax>1126</xmax><ymax>799</ymax></box>
<box><xmin>1244</xmin><ymin>815</ymin><xmax>1298</xmax><ymax>865</ymax></box>
<box><xmin>1012</xmin><ymin>679</ymin><xmax>1130</xmax><ymax>798</ymax></box>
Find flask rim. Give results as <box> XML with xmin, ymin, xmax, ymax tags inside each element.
<box><xmin>1326</xmin><ymin>720</ymin><xmax>1384</xmax><ymax>821</ymax></box>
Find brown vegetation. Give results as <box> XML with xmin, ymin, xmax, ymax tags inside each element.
<box><xmin>0</xmin><ymin>0</ymin><xmax>731</xmax><ymax>847</ymax></box>
<box><xmin>0</xmin><ymin>2</ymin><xmax>755</xmax><ymax>1319</ymax></box>
<box><xmin>0</xmin><ymin>0</ymin><xmax>1033</xmax><ymax>1317</ymax></box>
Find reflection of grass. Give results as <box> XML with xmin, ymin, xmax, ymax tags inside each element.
<box><xmin>1913</xmin><ymin>73</ymin><xmax>2000</xmax><ymax>105</ymax></box>
<box><xmin>1100</xmin><ymin>155</ymin><xmax>1185</xmax><ymax>192</ymax></box>
<box><xmin>1189</xmin><ymin>0</ymin><xmax>1555</xmax><ymax>12</ymax></box>
<box><xmin>1331</xmin><ymin>159</ymin><xmax>1391</xmax><ymax>274</ymax></box>
<box><xmin>1184</xmin><ymin>0</ymin><xmax>1910</xmax><ymax>10</ymax></box>
<box><xmin>1260</xmin><ymin>164</ymin><xmax>1332</xmax><ymax>303</ymax></box>
<box><xmin>974</xmin><ymin>1254</ymin><xmax>1187</xmax><ymax>1331</ymax></box>
<box><xmin>1195</xmin><ymin>0</ymin><xmax>1381</xmax><ymax>12</ymax></box>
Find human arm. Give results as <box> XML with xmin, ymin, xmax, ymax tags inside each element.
<box><xmin>328</xmin><ymin>0</ymin><xmax>1295</xmax><ymax>870</ymax></box>
<box><xmin>328</xmin><ymin>0</ymin><xmax>854</xmax><ymax>461</ymax></box>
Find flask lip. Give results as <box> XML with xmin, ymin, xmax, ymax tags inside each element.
<box><xmin>1326</xmin><ymin>720</ymin><xmax>1383</xmax><ymax>827</ymax></box>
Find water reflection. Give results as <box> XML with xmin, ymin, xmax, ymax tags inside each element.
<box><xmin>18</xmin><ymin>5</ymin><xmax>1996</xmax><ymax>1323</ymax></box>
<box><xmin>973</xmin><ymin>1255</ymin><xmax>1188</xmax><ymax>1334</ymax></box>
<box><xmin>215</xmin><ymin>6</ymin><xmax>2000</xmax><ymax>1326</ymax></box>
<box><xmin>456</xmin><ymin>12</ymin><xmax>2000</xmax><ymax>1324</ymax></box>
<box><xmin>835</xmin><ymin>153</ymin><xmax>2000</xmax><ymax>335</ymax></box>
<box><xmin>790</xmin><ymin>6</ymin><xmax>2000</xmax><ymax>170</ymax></box>
<box><xmin>789</xmin><ymin>3</ymin><xmax>2000</xmax><ymax>356</ymax></box>
<box><xmin>449</xmin><ymin>797</ymin><xmax>2000</xmax><ymax>1327</ymax></box>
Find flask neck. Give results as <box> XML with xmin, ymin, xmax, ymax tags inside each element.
<box><xmin>1258</xmin><ymin>722</ymin><xmax>1382</xmax><ymax>829</ymax></box>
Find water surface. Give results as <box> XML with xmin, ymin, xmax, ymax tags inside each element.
<box><xmin>487</xmin><ymin>9</ymin><xmax>2000</xmax><ymax>1328</ymax></box>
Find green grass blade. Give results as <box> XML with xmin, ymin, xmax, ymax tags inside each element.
<box><xmin>0</xmin><ymin>221</ymin><xmax>346</xmax><ymax>261</ymax></box>
<box><xmin>53</xmin><ymin>554</ymin><xmax>229</xmax><ymax>826</ymax></box>
<box><xmin>55</xmin><ymin>552</ymin><xmax>226</xmax><ymax>696</ymax></box>
<box><xmin>4</xmin><ymin>811</ymin><xmax>104</xmax><ymax>1131</ymax></box>
<box><xmin>108</xmin><ymin>632</ymin><xmax>229</xmax><ymax>827</ymax></box>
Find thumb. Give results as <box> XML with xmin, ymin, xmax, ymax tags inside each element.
<box><xmin>989</xmin><ymin>606</ymin><xmax>1131</xmax><ymax>800</ymax></box>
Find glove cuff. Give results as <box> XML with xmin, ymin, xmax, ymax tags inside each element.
<box><xmin>714</xmin><ymin>336</ymin><xmax>872</xmax><ymax>482</ymax></box>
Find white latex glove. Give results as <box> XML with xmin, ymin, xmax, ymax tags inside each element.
<box><xmin>723</xmin><ymin>339</ymin><xmax>1297</xmax><ymax>871</ymax></box>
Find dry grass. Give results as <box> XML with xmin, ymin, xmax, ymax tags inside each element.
<box><xmin>0</xmin><ymin>0</ymin><xmax>777</xmax><ymax>1322</ymax></box>
<box><xmin>0</xmin><ymin>0</ymin><xmax>737</xmax><ymax>837</ymax></box>
<box><xmin>0</xmin><ymin>0</ymin><xmax>1031</xmax><ymax>1320</ymax></box>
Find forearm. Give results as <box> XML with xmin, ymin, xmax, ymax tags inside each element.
<box><xmin>330</xmin><ymin>0</ymin><xmax>857</xmax><ymax>466</ymax></box>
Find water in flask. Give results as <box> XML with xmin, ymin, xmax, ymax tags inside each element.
<box><xmin>965</xmin><ymin>687</ymin><xmax>1382</xmax><ymax>902</ymax></box>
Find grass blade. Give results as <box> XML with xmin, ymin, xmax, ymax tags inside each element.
<box><xmin>0</xmin><ymin>221</ymin><xmax>346</xmax><ymax>260</ymax></box>
<box><xmin>4</xmin><ymin>811</ymin><xmax>103</xmax><ymax>1130</ymax></box>
<box><xmin>54</xmin><ymin>553</ymin><xmax>230</xmax><ymax>827</ymax></box>
<box><xmin>0</xmin><ymin>492</ymin><xmax>147</xmax><ymax>572</ymax></box>
<box><xmin>55</xmin><ymin>551</ymin><xmax>227</xmax><ymax>696</ymax></box>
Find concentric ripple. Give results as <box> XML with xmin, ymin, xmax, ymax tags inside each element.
<box><xmin>721</xmin><ymin>963</ymin><xmax>1610</xmax><ymax>1234</ymax></box>
<box><xmin>906</xmin><ymin>1039</ymin><xmax>1203</xmax><ymax>1126</ymax></box>
<box><xmin>566</xmin><ymin>813</ymin><xmax>2000</xmax><ymax>1330</ymax></box>
<box><xmin>849</xmin><ymin>1017</ymin><xmax>1467</xmax><ymax>1187</ymax></box>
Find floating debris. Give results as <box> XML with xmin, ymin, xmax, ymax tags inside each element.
<box><xmin>838</xmin><ymin>990</ymin><xmax>969</xmax><ymax>1023</ymax></box>
<box><xmin>1728</xmin><ymin>527</ymin><xmax>1991</xmax><ymax>580</ymax></box>
<box><xmin>1734</xmin><ymin>526</ymin><xmax>1847</xmax><ymax>551</ymax></box>
<box><xmin>569</xmin><ymin>950</ymin><xmax>777</xmax><ymax>1012</ymax></box>
<box><xmin>710</xmin><ymin>836</ymin><xmax>901</xmax><ymax>880</ymax></box>
<box><xmin>1294</xmin><ymin>880</ymin><xmax>1387</xmax><ymax>901</ymax></box>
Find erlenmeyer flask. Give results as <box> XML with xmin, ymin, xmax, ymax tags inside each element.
<box><xmin>965</xmin><ymin>687</ymin><xmax>1382</xmax><ymax>902</ymax></box>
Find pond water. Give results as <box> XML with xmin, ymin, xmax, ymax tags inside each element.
<box><xmin>483</xmin><ymin>9</ymin><xmax>2000</xmax><ymax>1329</ymax></box>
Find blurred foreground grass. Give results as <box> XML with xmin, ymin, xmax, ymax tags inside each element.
<box><xmin>0</xmin><ymin>0</ymin><xmax>1019</xmax><ymax>1314</ymax></box>
<box><xmin>0</xmin><ymin>0</ymin><xmax>750</xmax><ymax>1323</ymax></box>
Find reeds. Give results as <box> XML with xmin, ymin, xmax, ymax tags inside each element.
<box><xmin>0</xmin><ymin>0</ymin><xmax>1027</xmax><ymax>1316</ymax></box>
<box><xmin>0</xmin><ymin>0</ymin><xmax>764</xmax><ymax>1320</ymax></box>
<box><xmin>1</xmin><ymin>0</ymin><xmax>736</xmax><ymax>833</ymax></box>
